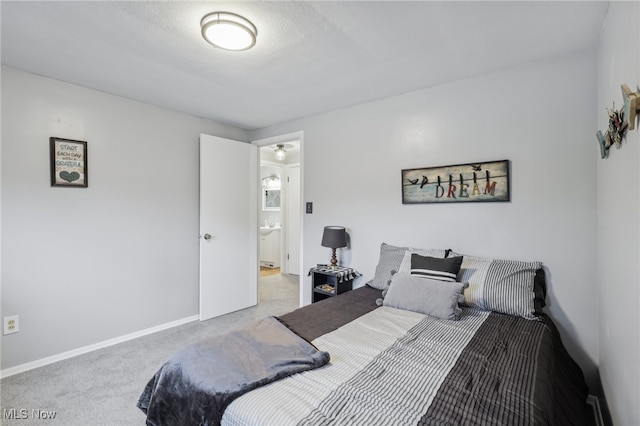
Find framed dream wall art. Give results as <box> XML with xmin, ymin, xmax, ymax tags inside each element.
<box><xmin>402</xmin><ymin>159</ymin><xmax>510</xmax><ymax>204</ymax></box>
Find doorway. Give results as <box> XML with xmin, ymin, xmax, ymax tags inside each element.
<box><xmin>254</xmin><ymin>133</ymin><xmax>303</xmax><ymax>307</ymax></box>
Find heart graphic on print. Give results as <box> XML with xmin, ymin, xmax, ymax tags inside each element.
<box><xmin>59</xmin><ymin>171</ymin><xmax>80</xmax><ymax>183</ymax></box>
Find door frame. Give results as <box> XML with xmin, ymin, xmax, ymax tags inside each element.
<box><xmin>283</xmin><ymin>163</ymin><xmax>301</xmax><ymax>276</ymax></box>
<box><xmin>252</xmin><ymin>131</ymin><xmax>304</xmax><ymax>308</ymax></box>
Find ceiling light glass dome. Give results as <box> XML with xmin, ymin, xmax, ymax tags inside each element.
<box><xmin>201</xmin><ymin>12</ymin><xmax>257</xmax><ymax>51</ymax></box>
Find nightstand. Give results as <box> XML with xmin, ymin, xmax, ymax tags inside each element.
<box><xmin>308</xmin><ymin>265</ymin><xmax>361</xmax><ymax>303</ymax></box>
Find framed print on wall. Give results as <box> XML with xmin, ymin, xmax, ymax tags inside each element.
<box><xmin>50</xmin><ymin>137</ymin><xmax>88</xmax><ymax>187</ymax></box>
<box><xmin>402</xmin><ymin>159</ymin><xmax>510</xmax><ymax>204</ymax></box>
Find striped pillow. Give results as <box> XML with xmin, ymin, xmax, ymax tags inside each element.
<box><xmin>410</xmin><ymin>254</ymin><xmax>463</xmax><ymax>282</ymax></box>
<box><xmin>450</xmin><ymin>251</ymin><xmax>542</xmax><ymax>320</ymax></box>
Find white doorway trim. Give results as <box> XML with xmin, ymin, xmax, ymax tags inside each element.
<box><xmin>283</xmin><ymin>163</ymin><xmax>301</xmax><ymax>276</ymax></box>
<box><xmin>252</xmin><ymin>131</ymin><xmax>304</xmax><ymax>308</ymax></box>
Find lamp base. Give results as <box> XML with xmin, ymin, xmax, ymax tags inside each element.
<box><xmin>329</xmin><ymin>248</ymin><xmax>338</xmax><ymax>268</ymax></box>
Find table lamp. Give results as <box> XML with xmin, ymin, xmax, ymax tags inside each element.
<box><xmin>321</xmin><ymin>226</ymin><xmax>347</xmax><ymax>268</ymax></box>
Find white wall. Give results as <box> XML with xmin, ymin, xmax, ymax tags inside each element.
<box><xmin>596</xmin><ymin>2</ymin><xmax>640</xmax><ymax>425</ymax></box>
<box><xmin>251</xmin><ymin>52</ymin><xmax>600</xmax><ymax>390</ymax></box>
<box><xmin>0</xmin><ymin>67</ymin><xmax>249</xmax><ymax>370</ymax></box>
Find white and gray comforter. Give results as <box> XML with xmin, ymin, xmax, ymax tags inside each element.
<box><xmin>138</xmin><ymin>286</ymin><xmax>588</xmax><ymax>426</ymax></box>
<box><xmin>222</xmin><ymin>305</ymin><xmax>587</xmax><ymax>426</ymax></box>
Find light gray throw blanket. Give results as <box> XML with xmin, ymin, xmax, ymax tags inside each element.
<box><xmin>137</xmin><ymin>316</ymin><xmax>330</xmax><ymax>426</ymax></box>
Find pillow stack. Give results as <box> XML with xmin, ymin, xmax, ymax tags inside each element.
<box><xmin>368</xmin><ymin>243</ymin><xmax>546</xmax><ymax>321</ymax></box>
<box><xmin>367</xmin><ymin>243</ymin><xmax>448</xmax><ymax>291</ymax></box>
<box><xmin>369</xmin><ymin>243</ymin><xmax>466</xmax><ymax>321</ymax></box>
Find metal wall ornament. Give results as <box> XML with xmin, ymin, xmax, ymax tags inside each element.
<box><xmin>597</xmin><ymin>84</ymin><xmax>640</xmax><ymax>159</ymax></box>
<box><xmin>597</xmin><ymin>103</ymin><xmax>628</xmax><ymax>159</ymax></box>
<box><xmin>402</xmin><ymin>160</ymin><xmax>510</xmax><ymax>204</ymax></box>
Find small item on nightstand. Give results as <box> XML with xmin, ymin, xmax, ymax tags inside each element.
<box><xmin>317</xmin><ymin>284</ymin><xmax>335</xmax><ymax>293</ymax></box>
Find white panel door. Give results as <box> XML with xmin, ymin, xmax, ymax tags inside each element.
<box><xmin>200</xmin><ymin>134</ymin><xmax>258</xmax><ymax>321</ymax></box>
<box><xmin>286</xmin><ymin>165</ymin><xmax>301</xmax><ymax>275</ymax></box>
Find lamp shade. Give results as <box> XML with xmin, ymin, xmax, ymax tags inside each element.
<box><xmin>321</xmin><ymin>226</ymin><xmax>347</xmax><ymax>249</ymax></box>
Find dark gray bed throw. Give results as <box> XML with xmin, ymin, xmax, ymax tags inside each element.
<box><xmin>137</xmin><ymin>316</ymin><xmax>330</xmax><ymax>426</ymax></box>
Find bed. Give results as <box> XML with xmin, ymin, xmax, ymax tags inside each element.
<box><xmin>138</xmin><ymin>243</ymin><xmax>589</xmax><ymax>426</ymax></box>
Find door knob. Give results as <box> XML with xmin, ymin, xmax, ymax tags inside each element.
<box><xmin>203</xmin><ymin>233</ymin><xmax>212</xmax><ymax>240</ymax></box>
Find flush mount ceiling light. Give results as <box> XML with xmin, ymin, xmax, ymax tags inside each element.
<box><xmin>274</xmin><ymin>144</ymin><xmax>286</xmax><ymax>161</ymax></box>
<box><xmin>200</xmin><ymin>12</ymin><xmax>257</xmax><ymax>51</ymax></box>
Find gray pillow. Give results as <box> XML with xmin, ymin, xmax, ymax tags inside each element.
<box><xmin>368</xmin><ymin>243</ymin><xmax>447</xmax><ymax>290</ymax></box>
<box><xmin>382</xmin><ymin>273</ymin><xmax>467</xmax><ymax>320</ymax></box>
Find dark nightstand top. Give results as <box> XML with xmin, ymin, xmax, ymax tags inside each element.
<box><xmin>307</xmin><ymin>265</ymin><xmax>361</xmax><ymax>283</ymax></box>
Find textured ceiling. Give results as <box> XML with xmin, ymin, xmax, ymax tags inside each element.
<box><xmin>1</xmin><ymin>1</ymin><xmax>608</xmax><ymax>130</ymax></box>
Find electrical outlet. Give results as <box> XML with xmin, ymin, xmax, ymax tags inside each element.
<box><xmin>4</xmin><ymin>315</ymin><xmax>19</xmax><ymax>335</ymax></box>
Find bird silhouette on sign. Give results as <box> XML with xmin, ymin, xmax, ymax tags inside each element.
<box><xmin>471</xmin><ymin>164</ymin><xmax>482</xmax><ymax>172</ymax></box>
<box><xmin>407</xmin><ymin>176</ymin><xmax>429</xmax><ymax>188</ymax></box>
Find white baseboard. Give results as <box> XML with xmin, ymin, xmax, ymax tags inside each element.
<box><xmin>587</xmin><ymin>394</ymin><xmax>604</xmax><ymax>426</ymax></box>
<box><xmin>0</xmin><ymin>315</ymin><xmax>198</xmax><ymax>379</ymax></box>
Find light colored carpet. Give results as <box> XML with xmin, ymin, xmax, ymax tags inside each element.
<box><xmin>0</xmin><ymin>274</ymin><xmax>299</xmax><ymax>426</ymax></box>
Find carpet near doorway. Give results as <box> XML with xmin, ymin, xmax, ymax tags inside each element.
<box><xmin>0</xmin><ymin>273</ymin><xmax>299</xmax><ymax>426</ymax></box>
